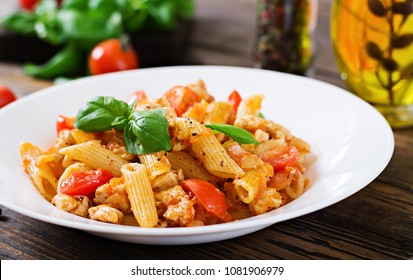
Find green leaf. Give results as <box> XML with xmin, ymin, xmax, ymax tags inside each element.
<box><xmin>258</xmin><ymin>112</ymin><xmax>265</xmax><ymax>119</ymax></box>
<box><xmin>31</xmin><ymin>0</ymin><xmax>66</xmax><ymax>45</ymax></box>
<box><xmin>1</xmin><ymin>12</ymin><xmax>37</xmax><ymax>36</ymax></box>
<box><xmin>117</xmin><ymin>0</ymin><xmax>149</xmax><ymax>32</ymax></box>
<box><xmin>175</xmin><ymin>0</ymin><xmax>196</xmax><ymax>19</ymax></box>
<box><xmin>148</xmin><ymin>1</ymin><xmax>177</xmax><ymax>29</ymax></box>
<box><xmin>124</xmin><ymin>108</ymin><xmax>171</xmax><ymax>154</ymax></box>
<box><xmin>24</xmin><ymin>43</ymin><xmax>83</xmax><ymax>79</ymax></box>
<box><xmin>111</xmin><ymin>116</ymin><xmax>129</xmax><ymax>130</ymax></box>
<box><xmin>61</xmin><ymin>0</ymin><xmax>88</xmax><ymax>10</ymax></box>
<box><xmin>368</xmin><ymin>0</ymin><xmax>386</xmax><ymax>17</ymax></box>
<box><xmin>205</xmin><ymin>124</ymin><xmax>259</xmax><ymax>145</ymax></box>
<box><xmin>75</xmin><ymin>96</ymin><xmax>132</xmax><ymax>132</ymax></box>
<box><xmin>57</xmin><ymin>10</ymin><xmax>123</xmax><ymax>50</ymax></box>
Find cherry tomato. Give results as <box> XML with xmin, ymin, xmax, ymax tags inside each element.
<box><xmin>181</xmin><ymin>179</ymin><xmax>231</xmax><ymax>222</ymax></box>
<box><xmin>126</xmin><ymin>90</ymin><xmax>147</xmax><ymax>109</ymax></box>
<box><xmin>260</xmin><ymin>145</ymin><xmax>300</xmax><ymax>171</ymax></box>
<box><xmin>162</xmin><ymin>86</ymin><xmax>198</xmax><ymax>116</ymax></box>
<box><xmin>228</xmin><ymin>90</ymin><xmax>242</xmax><ymax>115</ymax></box>
<box><xmin>0</xmin><ymin>84</ymin><xmax>17</xmax><ymax>109</ymax></box>
<box><xmin>56</xmin><ymin>115</ymin><xmax>75</xmax><ymax>135</ymax></box>
<box><xmin>19</xmin><ymin>0</ymin><xmax>38</xmax><ymax>11</ymax></box>
<box><xmin>59</xmin><ymin>168</ymin><xmax>114</xmax><ymax>196</ymax></box>
<box><xmin>88</xmin><ymin>38</ymin><xmax>139</xmax><ymax>75</ymax></box>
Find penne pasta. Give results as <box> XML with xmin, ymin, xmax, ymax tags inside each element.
<box><xmin>175</xmin><ymin>118</ymin><xmax>244</xmax><ymax>178</ymax></box>
<box><xmin>204</xmin><ymin>101</ymin><xmax>232</xmax><ymax>124</ymax></box>
<box><xmin>70</xmin><ymin>129</ymin><xmax>96</xmax><ymax>144</ymax></box>
<box><xmin>151</xmin><ymin>171</ymin><xmax>178</xmax><ymax>192</ymax></box>
<box><xmin>285</xmin><ymin>174</ymin><xmax>305</xmax><ymax>199</ymax></box>
<box><xmin>168</xmin><ymin>151</ymin><xmax>217</xmax><ymax>182</ymax></box>
<box><xmin>233</xmin><ymin>164</ymin><xmax>272</xmax><ymax>203</ymax></box>
<box><xmin>182</xmin><ymin>99</ymin><xmax>209</xmax><ymax>123</ymax></box>
<box><xmin>59</xmin><ymin>140</ymin><xmax>128</xmax><ymax>177</ymax></box>
<box><xmin>20</xmin><ymin>142</ymin><xmax>58</xmax><ymax>201</ymax></box>
<box><xmin>121</xmin><ymin>163</ymin><xmax>158</xmax><ymax>228</ymax></box>
<box><xmin>138</xmin><ymin>151</ymin><xmax>171</xmax><ymax>180</ymax></box>
<box><xmin>235</xmin><ymin>94</ymin><xmax>264</xmax><ymax>120</ymax></box>
<box><xmin>121</xmin><ymin>213</ymin><xmax>140</xmax><ymax>226</ymax></box>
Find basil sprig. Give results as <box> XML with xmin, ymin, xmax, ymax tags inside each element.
<box><xmin>124</xmin><ymin>109</ymin><xmax>171</xmax><ymax>155</ymax></box>
<box><xmin>75</xmin><ymin>96</ymin><xmax>171</xmax><ymax>154</ymax></box>
<box><xmin>205</xmin><ymin>124</ymin><xmax>259</xmax><ymax>145</ymax></box>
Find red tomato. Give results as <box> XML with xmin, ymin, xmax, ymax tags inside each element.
<box><xmin>59</xmin><ymin>168</ymin><xmax>114</xmax><ymax>196</ymax></box>
<box><xmin>0</xmin><ymin>84</ymin><xmax>17</xmax><ymax>109</ymax></box>
<box><xmin>126</xmin><ymin>90</ymin><xmax>147</xmax><ymax>108</ymax></box>
<box><xmin>228</xmin><ymin>90</ymin><xmax>242</xmax><ymax>115</ymax></box>
<box><xmin>162</xmin><ymin>86</ymin><xmax>198</xmax><ymax>116</ymax></box>
<box><xmin>19</xmin><ymin>0</ymin><xmax>38</xmax><ymax>11</ymax></box>
<box><xmin>260</xmin><ymin>145</ymin><xmax>300</xmax><ymax>171</ymax></box>
<box><xmin>181</xmin><ymin>179</ymin><xmax>231</xmax><ymax>222</ymax></box>
<box><xmin>56</xmin><ymin>115</ymin><xmax>75</xmax><ymax>135</ymax></box>
<box><xmin>88</xmin><ymin>38</ymin><xmax>139</xmax><ymax>75</ymax></box>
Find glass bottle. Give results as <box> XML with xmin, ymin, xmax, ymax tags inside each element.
<box><xmin>331</xmin><ymin>0</ymin><xmax>413</xmax><ymax>128</ymax></box>
<box><xmin>253</xmin><ymin>0</ymin><xmax>318</xmax><ymax>75</ymax></box>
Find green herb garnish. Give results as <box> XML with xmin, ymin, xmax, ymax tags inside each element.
<box><xmin>205</xmin><ymin>123</ymin><xmax>259</xmax><ymax>145</ymax></box>
<box><xmin>75</xmin><ymin>96</ymin><xmax>171</xmax><ymax>154</ymax></box>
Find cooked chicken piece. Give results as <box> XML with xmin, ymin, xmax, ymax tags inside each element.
<box><xmin>88</xmin><ymin>204</ymin><xmax>123</xmax><ymax>224</ymax></box>
<box><xmin>154</xmin><ymin>185</ymin><xmax>195</xmax><ymax>226</ymax></box>
<box><xmin>94</xmin><ymin>177</ymin><xmax>131</xmax><ymax>213</ymax></box>
<box><xmin>249</xmin><ymin>187</ymin><xmax>283</xmax><ymax>215</ymax></box>
<box><xmin>52</xmin><ymin>194</ymin><xmax>91</xmax><ymax>217</ymax></box>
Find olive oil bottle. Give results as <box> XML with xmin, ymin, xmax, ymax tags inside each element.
<box><xmin>331</xmin><ymin>0</ymin><xmax>413</xmax><ymax>128</ymax></box>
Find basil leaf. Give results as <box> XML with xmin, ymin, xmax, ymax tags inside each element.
<box><xmin>111</xmin><ymin>116</ymin><xmax>129</xmax><ymax>129</ymax></box>
<box><xmin>75</xmin><ymin>96</ymin><xmax>132</xmax><ymax>132</ymax></box>
<box><xmin>205</xmin><ymin>124</ymin><xmax>259</xmax><ymax>145</ymax></box>
<box><xmin>124</xmin><ymin>108</ymin><xmax>171</xmax><ymax>154</ymax></box>
<box><xmin>1</xmin><ymin>12</ymin><xmax>37</xmax><ymax>36</ymax></box>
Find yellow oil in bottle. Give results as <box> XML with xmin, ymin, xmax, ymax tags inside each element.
<box><xmin>330</xmin><ymin>0</ymin><xmax>413</xmax><ymax>128</ymax></box>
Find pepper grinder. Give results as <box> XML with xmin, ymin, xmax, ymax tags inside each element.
<box><xmin>252</xmin><ymin>0</ymin><xmax>318</xmax><ymax>76</ymax></box>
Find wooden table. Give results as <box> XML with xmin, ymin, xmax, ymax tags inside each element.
<box><xmin>1</xmin><ymin>0</ymin><xmax>412</xmax><ymax>260</ymax></box>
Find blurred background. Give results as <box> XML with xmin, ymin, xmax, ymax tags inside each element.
<box><xmin>0</xmin><ymin>0</ymin><xmax>341</xmax><ymax>97</ymax></box>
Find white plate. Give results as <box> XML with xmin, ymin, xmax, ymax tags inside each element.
<box><xmin>0</xmin><ymin>66</ymin><xmax>394</xmax><ymax>245</ymax></box>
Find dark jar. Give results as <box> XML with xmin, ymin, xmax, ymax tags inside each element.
<box><xmin>252</xmin><ymin>0</ymin><xmax>318</xmax><ymax>75</ymax></box>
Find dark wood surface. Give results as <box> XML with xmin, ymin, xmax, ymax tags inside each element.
<box><xmin>0</xmin><ymin>0</ymin><xmax>412</xmax><ymax>260</ymax></box>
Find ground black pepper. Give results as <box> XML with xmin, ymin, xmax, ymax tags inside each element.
<box><xmin>252</xmin><ymin>0</ymin><xmax>317</xmax><ymax>75</ymax></box>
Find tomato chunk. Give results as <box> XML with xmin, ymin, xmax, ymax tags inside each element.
<box><xmin>19</xmin><ymin>0</ymin><xmax>38</xmax><ymax>11</ymax></box>
<box><xmin>59</xmin><ymin>168</ymin><xmax>114</xmax><ymax>196</ymax></box>
<box><xmin>56</xmin><ymin>115</ymin><xmax>75</xmax><ymax>135</ymax></box>
<box><xmin>0</xmin><ymin>84</ymin><xmax>17</xmax><ymax>108</ymax></box>
<box><xmin>162</xmin><ymin>86</ymin><xmax>198</xmax><ymax>116</ymax></box>
<box><xmin>228</xmin><ymin>90</ymin><xmax>242</xmax><ymax>115</ymax></box>
<box><xmin>181</xmin><ymin>179</ymin><xmax>231</xmax><ymax>222</ymax></box>
<box><xmin>260</xmin><ymin>145</ymin><xmax>300</xmax><ymax>171</ymax></box>
<box><xmin>126</xmin><ymin>90</ymin><xmax>147</xmax><ymax>109</ymax></box>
